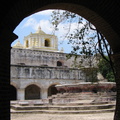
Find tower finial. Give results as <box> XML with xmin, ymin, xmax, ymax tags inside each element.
<box><xmin>38</xmin><ymin>25</ymin><xmax>41</xmax><ymax>30</ymax></box>
<box><xmin>36</xmin><ymin>25</ymin><xmax>45</xmax><ymax>34</ymax></box>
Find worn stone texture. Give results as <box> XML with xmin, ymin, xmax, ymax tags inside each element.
<box><xmin>0</xmin><ymin>1</ymin><xmax>120</xmax><ymax>120</ymax></box>
<box><xmin>10</xmin><ymin>48</ymin><xmax>87</xmax><ymax>100</ymax></box>
<box><xmin>10</xmin><ymin>28</ymin><xmax>97</xmax><ymax>100</ymax></box>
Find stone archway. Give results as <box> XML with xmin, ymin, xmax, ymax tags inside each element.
<box><xmin>48</xmin><ymin>85</ymin><xmax>59</xmax><ymax>97</ymax></box>
<box><xmin>0</xmin><ymin>1</ymin><xmax>120</xmax><ymax>120</ymax></box>
<box><xmin>25</xmin><ymin>84</ymin><xmax>40</xmax><ymax>100</ymax></box>
<box><xmin>10</xmin><ymin>85</ymin><xmax>17</xmax><ymax>100</ymax></box>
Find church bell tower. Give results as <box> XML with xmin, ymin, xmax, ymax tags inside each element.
<box><xmin>23</xmin><ymin>26</ymin><xmax>58</xmax><ymax>52</ymax></box>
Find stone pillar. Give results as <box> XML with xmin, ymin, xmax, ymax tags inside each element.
<box><xmin>112</xmin><ymin>53</ymin><xmax>120</xmax><ymax>120</ymax></box>
<box><xmin>0</xmin><ymin>32</ymin><xmax>17</xmax><ymax>120</ymax></box>
<box><xmin>17</xmin><ymin>89</ymin><xmax>25</xmax><ymax>100</ymax></box>
<box><xmin>40</xmin><ymin>87</ymin><xmax>48</xmax><ymax>99</ymax></box>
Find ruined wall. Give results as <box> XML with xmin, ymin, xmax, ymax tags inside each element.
<box><xmin>11</xmin><ymin>65</ymin><xmax>85</xmax><ymax>80</ymax></box>
<box><xmin>11</xmin><ymin>48</ymin><xmax>97</xmax><ymax>68</ymax></box>
<box><xmin>11</xmin><ymin>48</ymin><xmax>67</xmax><ymax>67</ymax></box>
<box><xmin>10</xmin><ymin>48</ymin><xmax>95</xmax><ymax>100</ymax></box>
<box><xmin>11</xmin><ymin>65</ymin><xmax>86</xmax><ymax>99</ymax></box>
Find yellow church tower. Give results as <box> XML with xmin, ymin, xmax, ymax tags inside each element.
<box><xmin>23</xmin><ymin>26</ymin><xmax>58</xmax><ymax>52</ymax></box>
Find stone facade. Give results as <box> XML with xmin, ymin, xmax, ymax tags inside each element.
<box><xmin>10</xmin><ymin>27</ymin><xmax>97</xmax><ymax>100</ymax></box>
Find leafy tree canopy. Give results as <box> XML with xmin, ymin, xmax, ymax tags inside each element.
<box><xmin>50</xmin><ymin>9</ymin><xmax>116</xmax><ymax>81</ymax></box>
<box><xmin>98</xmin><ymin>57</ymin><xmax>115</xmax><ymax>82</ymax></box>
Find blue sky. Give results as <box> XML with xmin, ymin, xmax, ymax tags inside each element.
<box><xmin>12</xmin><ymin>10</ymin><xmax>75</xmax><ymax>53</ymax></box>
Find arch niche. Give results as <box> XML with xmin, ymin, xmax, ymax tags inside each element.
<box><xmin>25</xmin><ymin>84</ymin><xmax>41</xmax><ymax>100</ymax></box>
<box><xmin>1</xmin><ymin>1</ymin><xmax>120</xmax><ymax>120</ymax></box>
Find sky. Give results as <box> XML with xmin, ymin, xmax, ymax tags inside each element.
<box><xmin>12</xmin><ymin>9</ymin><xmax>78</xmax><ymax>53</ymax></box>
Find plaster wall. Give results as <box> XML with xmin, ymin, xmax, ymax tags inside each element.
<box><xmin>11</xmin><ymin>48</ymin><xmax>97</xmax><ymax>68</ymax></box>
<box><xmin>10</xmin><ymin>48</ymin><xmax>97</xmax><ymax>99</ymax></box>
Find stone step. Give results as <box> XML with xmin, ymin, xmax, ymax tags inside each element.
<box><xmin>11</xmin><ymin>104</ymin><xmax>115</xmax><ymax>111</ymax></box>
<box><xmin>57</xmin><ymin>101</ymin><xmax>114</xmax><ymax>106</ymax></box>
<box><xmin>11</xmin><ymin>108</ymin><xmax>115</xmax><ymax>114</ymax></box>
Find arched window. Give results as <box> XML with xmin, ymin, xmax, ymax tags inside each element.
<box><xmin>45</xmin><ymin>39</ymin><xmax>50</xmax><ymax>47</ymax></box>
<box><xmin>57</xmin><ymin>61</ymin><xmax>63</xmax><ymax>66</ymax></box>
<box><xmin>26</xmin><ymin>40</ymin><xmax>29</xmax><ymax>48</ymax></box>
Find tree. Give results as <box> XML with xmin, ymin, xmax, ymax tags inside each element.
<box><xmin>50</xmin><ymin>9</ymin><xmax>115</xmax><ymax>79</ymax></box>
<box><xmin>98</xmin><ymin>57</ymin><xmax>115</xmax><ymax>82</ymax></box>
<box><xmin>50</xmin><ymin>9</ymin><xmax>119</xmax><ymax>120</ymax></box>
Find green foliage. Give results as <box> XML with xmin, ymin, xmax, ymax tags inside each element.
<box><xmin>82</xmin><ymin>68</ymin><xmax>98</xmax><ymax>83</ymax></box>
<box><xmin>98</xmin><ymin>57</ymin><xmax>115</xmax><ymax>82</ymax></box>
<box><xmin>50</xmin><ymin>10</ymin><xmax>111</xmax><ymax>59</ymax></box>
<box><xmin>50</xmin><ymin>10</ymin><xmax>115</xmax><ymax>82</ymax></box>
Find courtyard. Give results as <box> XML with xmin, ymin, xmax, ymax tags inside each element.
<box><xmin>11</xmin><ymin>112</ymin><xmax>114</xmax><ymax>120</ymax></box>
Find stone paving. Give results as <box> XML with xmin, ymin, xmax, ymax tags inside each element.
<box><xmin>11</xmin><ymin>112</ymin><xmax>114</xmax><ymax>120</ymax></box>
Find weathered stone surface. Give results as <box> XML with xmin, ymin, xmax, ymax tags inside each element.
<box><xmin>11</xmin><ymin>65</ymin><xmax>85</xmax><ymax>80</ymax></box>
<box><xmin>10</xmin><ymin>29</ymin><xmax>97</xmax><ymax>100</ymax></box>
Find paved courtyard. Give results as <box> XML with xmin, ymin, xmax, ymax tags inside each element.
<box><xmin>11</xmin><ymin>112</ymin><xmax>114</xmax><ymax>120</ymax></box>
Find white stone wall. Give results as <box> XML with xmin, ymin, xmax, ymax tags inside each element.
<box><xmin>11</xmin><ymin>48</ymin><xmax>97</xmax><ymax>68</ymax></box>
<box><xmin>11</xmin><ymin>48</ymin><xmax>67</xmax><ymax>67</ymax></box>
<box><xmin>11</xmin><ymin>65</ymin><xmax>86</xmax><ymax>100</ymax></box>
<box><xmin>10</xmin><ymin>48</ymin><xmax>98</xmax><ymax>100</ymax></box>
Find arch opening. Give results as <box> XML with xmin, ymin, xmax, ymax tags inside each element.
<box><xmin>25</xmin><ymin>84</ymin><xmax>41</xmax><ymax>100</ymax></box>
<box><xmin>48</xmin><ymin>85</ymin><xmax>59</xmax><ymax>97</ymax></box>
<box><xmin>57</xmin><ymin>61</ymin><xmax>63</xmax><ymax>66</ymax></box>
<box><xmin>45</xmin><ymin>39</ymin><xmax>50</xmax><ymax>47</ymax></box>
<box><xmin>10</xmin><ymin>85</ymin><xmax>17</xmax><ymax>100</ymax></box>
<box><xmin>26</xmin><ymin>40</ymin><xmax>29</xmax><ymax>48</ymax></box>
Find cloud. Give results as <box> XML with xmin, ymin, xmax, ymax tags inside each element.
<box><xmin>55</xmin><ymin>22</ymin><xmax>83</xmax><ymax>41</ymax></box>
<box><xmin>22</xmin><ymin>9</ymin><xmax>55</xmax><ymax>32</ymax></box>
<box><xmin>21</xmin><ymin>9</ymin><xmax>88</xmax><ymax>43</ymax></box>
<box><xmin>22</xmin><ymin>17</ymin><xmax>52</xmax><ymax>32</ymax></box>
<box><xmin>39</xmin><ymin>20</ymin><xmax>53</xmax><ymax>34</ymax></box>
<box><xmin>22</xmin><ymin>9</ymin><xmax>84</xmax><ymax>39</ymax></box>
<box><xmin>34</xmin><ymin>10</ymin><xmax>54</xmax><ymax>16</ymax></box>
<box><xmin>22</xmin><ymin>17</ymin><xmax>37</xmax><ymax>29</ymax></box>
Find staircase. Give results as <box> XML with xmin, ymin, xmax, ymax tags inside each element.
<box><xmin>11</xmin><ymin>101</ymin><xmax>115</xmax><ymax>114</ymax></box>
<box><xmin>11</xmin><ymin>92</ymin><xmax>116</xmax><ymax>114</ymax></box>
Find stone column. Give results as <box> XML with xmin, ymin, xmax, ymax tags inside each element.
<box><xmin>17</xmin><ymin>89</ymin><xmax>25</xmax><ymax>100</ymax></box>
<box><xmin>112</xmin><ymin>53</ymin><xmax>120</xmax><ymax>120</ymax></box>
<box><xmin>40</xmin><ymin>87</ymin><xmax>48</xmax><ymax>99</ymax></box>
